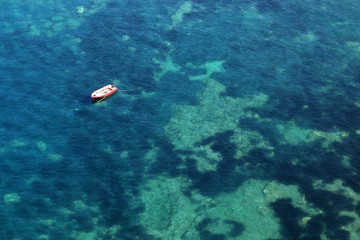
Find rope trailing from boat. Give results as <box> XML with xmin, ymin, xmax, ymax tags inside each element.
<box><xmin>117</xmin><ymin>87</ymin><xmax>140</xmax><ymax>92</ymax></box>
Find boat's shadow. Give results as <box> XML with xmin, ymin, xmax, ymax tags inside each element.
<box><xmin>91</xmin><ymin>91</ymin><xmax>117</xmax><ymax>104</ymax></box>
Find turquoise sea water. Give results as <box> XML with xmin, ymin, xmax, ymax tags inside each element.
<box><xmin>1</xmin><ymin>0</ymin><xmax>360</xmax><ymax>239</ymax></box>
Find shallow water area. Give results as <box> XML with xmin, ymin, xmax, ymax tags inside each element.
<box><xmin>1</xmin><ymin>0</ymin><xmax>360</xmax><ymax>239</ymax></box>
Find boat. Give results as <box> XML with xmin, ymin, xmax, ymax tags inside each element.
<box><xmin>91</xmin><ymin>84</ymin><xmax>118</xmax><ymax>100</ymax></box>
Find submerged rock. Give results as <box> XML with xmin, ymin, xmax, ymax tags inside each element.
<box><xmin>10</xmin><ymin>139</ymin><xmax>27</xmax><ymax>148</ymax></box>
<box><xmin>3</xmin><ymin>193</ymin><xmax>21</xmax><ymax>204</ymax></box>
<box><xmin>36</xmin><ymin>141</ymin><xmax>47</xmax><ymax>152</ymax></box>
<box><xmin>46</xmin><ymin>153</ymin><xmax>63</xmax><ymax>163</ymax></box>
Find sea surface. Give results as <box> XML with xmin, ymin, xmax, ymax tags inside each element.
<box><xmin>1</xmin><ymin>0</ymin><xmax>360</xmax><ymax>239</ymax></box>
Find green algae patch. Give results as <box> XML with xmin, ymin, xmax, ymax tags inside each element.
<box><xmin>294</xmin><ymin>31</ymin><xmax>318</xmax><ymax>43</ymax></box>
<box><xmin>0</xmin><ymin>147</ymin><xmax>7</xmax><ymax>153</ymax></box>
<box><xmin>189</xmin><ymin>60</ymin><xmax>225</xmax><ymax>81</ymax></box>
<box><xmin>10</xmin><ymin>139</ymin><xmax>27</xmax><ymax>148</ymax></box>
<box><xmin>230</xmin><ymin>128</ymin><xmax>274</xmax><ymax>159</ymax></box>
<box><xmin>346</xmin><ymin>41</ymin><xmax>360</xmax><ymax>53</ymax></box>
<box><xmin>139</xmin><ymin>177</ymin><xmax>320</xmax><ymax>239</ymax></box>
<box><xmin>312</xmin><ymin>179</ymin><xmax>360</xmax><ymax>240</ymax></box>
<box><xmin>153</xmin><ymin>53</ymin><xmax>181</xmax><ymax>81</ymax></box>
<box><xmin>165</xmin><ymin>79</ymin><xmax>268</xmax><ymax>149</ymax></box>
<box><xmin>21</xmin><ymin>0</ymin><xmax>111</xmax><ymax>53</ymax></box>
<box><xmin>262</xmin><ymin>181</ymin><xmax>322</xmax><ymax>230</ymax></box>
<box><xmin>171</xmin><ymin>1</ymin><xmax>193</xmax><ymax>27</ymax></box>
<box><xmin>46</xmin><ymin>153</ymin><xmax>63</xmax><ymax>163</ymax></box>
<box><xmin>277</xmin><ymin>121</ymin><xmax>348</xmax><ymax>147</ymax></box>
<box><xmin>36</xmin><ymin>141</ymin><xmax>47</xmax><ymax>152</ymax></box>
<box><xmin>139</xmin><ymin>177</ymin><xmax>284</xmax><ymax>239</ymax></box>
<box><xmin>338</xmin><ymin>211</ymin><xmax>360</xmax><ymax>240</ymax></box>
<box><xmin>182</xmin><ymin>144</ymin><xmax>223</xmax><ymax>172</ymax></box>
<box><xmin>200</xmin><ymin>179</ymin><xmax>282</xmax><ymax>240</ymax></box>
<box><xmin>164</xmin><ymin>79</ymin><xmax>269</xmax><ymax>172</ymax></box>
<box><xmin>313</xmin><ymin>179</ymin><xmax>360</xmax><ymax>206</ymax></box>
<box><xmin>262</xmin><ymin>181</ymin><xmax>319</xmax><ymax>214</ymax></box>
<box><xmin>3</xmin><ymin>192</ymin><xmax>21</xmax><ymax>204</ymax></box>
<box><xmin>139</xmin><ymin>176</ymin><xmax>200</xmax><ymax>239</ymax></box>
<box><xmin>38</xmin><ymin>198</ymin><xmax>121</xmax><ymax>240</ymax></box>
<box><xmin>76</xmin><ymin>6</ymin><xmax>85</xmax><ymax>14</ymax></box>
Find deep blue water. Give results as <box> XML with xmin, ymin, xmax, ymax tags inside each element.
<box><xmin>1</xmin><ymin>0</ymin><xmax>360</xmax><ymax>239</ymax></box>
